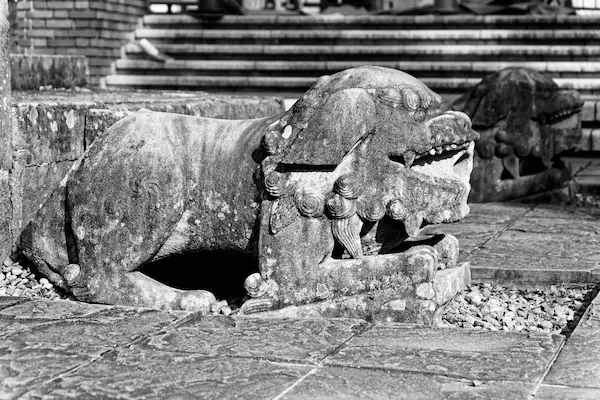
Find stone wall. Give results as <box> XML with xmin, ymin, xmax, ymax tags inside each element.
<box><xmin>10</xmin><ymin>54</ymin><xmax>88</xmax><ymax>90</ymax></box>
<box><xmin>9</xmin><ymin>0</ymin><xmax>148</xmax><ymax>86</ymax></box>
<box><xmin>1</xmin><ymin>0</ymin><xmax>13</xmax><ymax>264</ymax></box>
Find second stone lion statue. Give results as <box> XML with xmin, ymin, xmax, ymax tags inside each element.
<box><xmin>18</xmin><ymin>66</ymin><xmax>478</xmax><ymax>319</ymax></box>
<box><xmin>450</xmin><ymin>67</ymin><xmax>583</xmax><ymax>202</ymax></box>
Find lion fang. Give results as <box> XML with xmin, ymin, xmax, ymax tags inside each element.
<box><xmin>331</xmin><ymin>214</ymin><xmax>363</xmax><ymax>259</ymax></box>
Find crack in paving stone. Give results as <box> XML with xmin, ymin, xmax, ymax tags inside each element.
<box><xmin>529</xmin><ymin>289</ymin><xmax>600</xmax><ymax>398</ymax></box>
<box><xmin>272</xmin><ymin>322</ymin><xmax>374</xmax><ymax>400</ymax></box>
<box><xmin>464</xmin><ymin>204</ymin><xmax>536</xmax><ymax>259</ymax></box>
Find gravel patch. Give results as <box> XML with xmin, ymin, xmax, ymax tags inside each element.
<box><xmin>442</xmin><ymin>283</ymin><xmax>597</xmax><ymax>335</ymax></box>
<box><xmin>568</xmin><ymin>193</ymin><xmax>600</xmax><ymax>207</ymax></box>
<box><xmin>0</xmin><ymin>258</ymin><xmax>68</xmax><ymax>300</ymax></box>
<box><xmin>3</xmin><ymin>257</ymin><xmax>598</xmax><ymax>325</ymax></box>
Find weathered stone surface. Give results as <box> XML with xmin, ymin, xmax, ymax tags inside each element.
<box><xmin>0</xmin><ymin>0</ymin><xmax>11</xmax><ymax>171</ymax></box>
<box><xmin>326</xmin><ymin>323</ymin><xmax>564</xmax><ymax>382</ymax></box>
<box><xmin>10</xmin><ymin>160</ymin><xmax>74</xmax><ymax>236</ymax></box>
<box><xmin>0</xmin><ymin>169</ymin><xmax>12</xmax><ymax>263</ymax></box>
<box><xmin>527</xmin><ymin>203</ymin><xmax>600</xmax><ymax>220</ymax></box>
<box><xmin>10</xmin><ymin>55</ymin><xmax>88</xmax><ymax>91</ymax></box>
<box><xmin>0</xmin><ymin>338</ymin><xmax>108</xmax><ymax>399</ymax></box>
<box><xmin>451</xmin><ymin>67</ymin><xmax>583</xmax><ymax>203</ymax></box>
<box><xmin>0</xmin><ymin>298</ymin><xmax>109</xmax><ymax>320</ymax></box>
<box><xmin>461</xmin><ymin>203</ymin><xmax>533</xmax><ymax>225</ymax></box>
<box><xmin>0</xmin><ymin>296</ymin><xmax>26</xmax><ymax>311</ymax></box>
<box><xmin>535</xmin><ymin>385</ymin><xmax>600</xmax><ymax>400</ymax></box>
<box><xmin>84</xmin><ymin>95</ymin><xmax>286</xmax><ymax>145</ymax></box>
<box><xmin>2</xmin><ymin>306</ymin><xmax>188</xmax><ymax>348</ymax></box>
<box><xmin>134</xmin><ymin>315</ymin><xmax>365</xmax><ymax>364</ymax></box>
<box><xmin>544</xmin><ymin>294</ymin><xmax>600</xmax><ymax>388</ymax></box>
<box><xmin>83</xmin><ymin>108</ymin><xmax>129</xmax><ymax>147</ymax></box>
<box><xmin>18</xmin><ymin>67</ymin><xmax>478</xmax><ymax>322</ymax></box>
<box><xmin>508</xmin><ymin>217</ymin><xmax>600</xmax><ymax>236</ymax></box>
<box><xmin>11</xmin><ymin>102</ymin><xmax>89</xmax><ymax>166</ymax></box>
<box><xmin>27</xmin><ymin>350</ymin><xmax>310</xmax><ymax>400</ymax></box>
<box><xmin>250</xmin><ymin>263</ymin><xmax>470</xmax><ymax>324</ymax></box>
<box><xmin>283</xmin><ymin>366</ymin><xmax>535</xmax><ymax>400</ymax></box>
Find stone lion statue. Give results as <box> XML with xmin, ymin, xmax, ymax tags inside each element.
<box><xmin>449</xmin><ymin>67</ymin><xmax>583</xmax><ymax>202</ymax></box>
<box><xmin>18</xmin><ymin>66</ymin><xmax>478</xmax><ymax>320</ymax></box>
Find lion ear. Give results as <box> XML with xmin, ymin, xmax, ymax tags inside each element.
<box><xmin>281</xmin><ymin>89</ymin><xmax>376</xmax><ymax>167</ymax></box>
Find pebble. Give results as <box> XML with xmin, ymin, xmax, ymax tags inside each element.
<box><xmin>443</xmin><ymin>283</ymin><xmax>595</xmax><ymax>335</ymax></box>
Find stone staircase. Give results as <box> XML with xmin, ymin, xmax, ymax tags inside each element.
<box><xmin>105</xmin><ymin>13</ymin><xmax>600</xmax><ymax>97</ymax></box>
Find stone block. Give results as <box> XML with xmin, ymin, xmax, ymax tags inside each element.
<box><xmin>582</xmin><ymin>100</ymin><xmax>596</xmax><ymax>122</ymax></box>
<box><xmin>11</xmin><ymin>102</ymin><xmax>90</xmax><ymax>165</ymax></box>
<box><xmin>285</xmin><ymin>366</ymin><xmax>536</xmax><ymax>400</ymax></box>
<box><xmin>10</xmin><ymin>160</ymin><xmax>74</xmax><ymax>236</ymax></box>
<box><xmin>84</xmin><ymin>108</ymin><xmax>129</xmax><ymax>147</ymax></box>
<box><xmin>132</xmin><ymin>316</ymin><xmax>365</xmax><ymax>364</ymax></box>
<box><xmin>596</xmin><ymin>100</ymin><xmax>600</xmax><ymax>122</ymax></box>
<box><xmin>580</xmin><ymin>128</ymin><xmax>592</xmax><ymax>151</ymax></box>
<box><xmin>591</xmin><ymin>128</ymin><xmax>600</xmax><ymax>151</ymax></box>
<box><xmin>26</xmin><ymin>349</ymin><xmax>310</xmax><ymax>400</ymax></box>
<box><xmin>326</xmin><ymin>324</ymin><xmax>564</xmax><ymax>383</ymax></box>
<box><xmin>84</xmin><ymin>95</ymin><xmax>285</xmax><ymax>146</ymax></box>
<box><xmin>0</xmin><ymin>169</ymin><xmax>13</xmax><ymax>264</ymax></box>
<box><xmin>1</xmin><ymin>0</ymin><xmax>11</xmax><ymax>171</ymax></box>
<box><xmin>544</xmin><ymin>300</ymin><xmax>600</xmax><ymax>388</ymax></box>
<box><xmin>10</xmin><ymin>54</ymin><xmax>89</xmax><ymax>90</ymax></box>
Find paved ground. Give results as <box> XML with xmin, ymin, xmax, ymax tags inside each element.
<box><xmin>2</xmin><ymin>159</ymin><xmax>600</xmax><ymax>399</ymax></box>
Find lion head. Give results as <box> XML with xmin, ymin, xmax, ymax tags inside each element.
<box><xmin>450</xmin><ymin>67</ymin><xmax>583</xmax><ymax>202</ymax></box>
<box><xmin>251</xmin><ymin>66</ymin><xmax>479</xmax><ymax>306</ymax></box>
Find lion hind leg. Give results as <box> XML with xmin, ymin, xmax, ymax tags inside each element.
<box><xmin>64</xmin><ymin>263</ymin><xmax>215</xmax><ymax>312</ymax></box>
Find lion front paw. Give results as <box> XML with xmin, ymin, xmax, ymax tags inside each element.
<box><xmin>179</xmin><ymin>290</ymin><xmax>216</xmax><ymax>314</ymax></box>
<box><xmin>405</xmin><ymin>245</ymin><xmax>439</xmax><ymax>282</ymax></box>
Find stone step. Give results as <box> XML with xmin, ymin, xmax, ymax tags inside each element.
<box><xmin>122</xmin><ymin>42</ymin><xmax>600</xmax><ymax>61</ymax></box>
<box><xmin>114</xmin><ymin>59</ymin><xmax>600</xmax><ymax>77</ymax></box>
<box><xmin>142</xmin><ymin>13</ymin><xmax>600</xmax><ymax>30</ymax></box>
<box><xmin>134</xmin><ymin>27</ymin><xmax>600</xmax><ymax>44</ymax></box>
<box><xmin>105</xmin><ymin>74</ymin><xmax>600</xmax><ymax>94</ymax></box>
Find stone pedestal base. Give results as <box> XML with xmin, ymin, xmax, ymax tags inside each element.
<box><xmin>247</xmin><ymin>262</ymin><xmax>471</xmax><ymax>326</ymax></box>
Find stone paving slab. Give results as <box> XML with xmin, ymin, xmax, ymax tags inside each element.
<box><xmin>25</xmin><ymin>351</ymin><xmax>312</xmax><ymax>400</ymax></box>
<box><xmin>134</xmin><ymin>315</ymin><xmax>367</xmax><ymax>365</ymax></box>
<box><xmin>467</xmin><ymin>231</ymin><xmax>600</xmax><ymax>284</ymax></box>
<box><xmin>543</xmin><ymin>293</ymin><xmax>600</xmax><ymax>389</ymax></box>
<box><xmin>282</xmin><ymin>367</ymin><xmax>536</xmax><ymax>400</ymax></box>
<box><xmin>0</xmin><ymin>338</ymin><xmax>109</xmax><ymax>400</ymax></box>
<box><xmin>445</xmin><ymin>203</ymin><xmax>600</xmax><ymax>284</ymax></box>
<box><xmin>0</xmin><ymin>295</ymin><xmax>596</xmax><ymax>399</ymax></box>
<box><xmin>324</xmin><ymin>323</ymin><xmax>564</xmax><ymax>383</ymax></box>
<box><xmin>2</xmin><ymin>307</ymin><xmax>189</xmax><ymax>350</ymax></box>
<box><xmin>0</xmin><ymin>296</ymin><xmax>26</xmax><ymax>311</ymax></box>
<box><xmin>0</xmin><ymin>298</ymin><xmax>111</xmax><ymax>320</ymax></box>
<box><xmin>535</xmin><ymin>385</ymin><xmax>600</xmax><ymax>400</ymax></box>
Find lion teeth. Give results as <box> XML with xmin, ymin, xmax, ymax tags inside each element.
<box><xmin>429</xmin><ymin>149</ymin><xmax>436</xmax><ymax>156</ymax></box>
<box><xmin>450</xmin><ymin>144</ymin><xmax>457</xmax><ymax>149</ymax></box>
